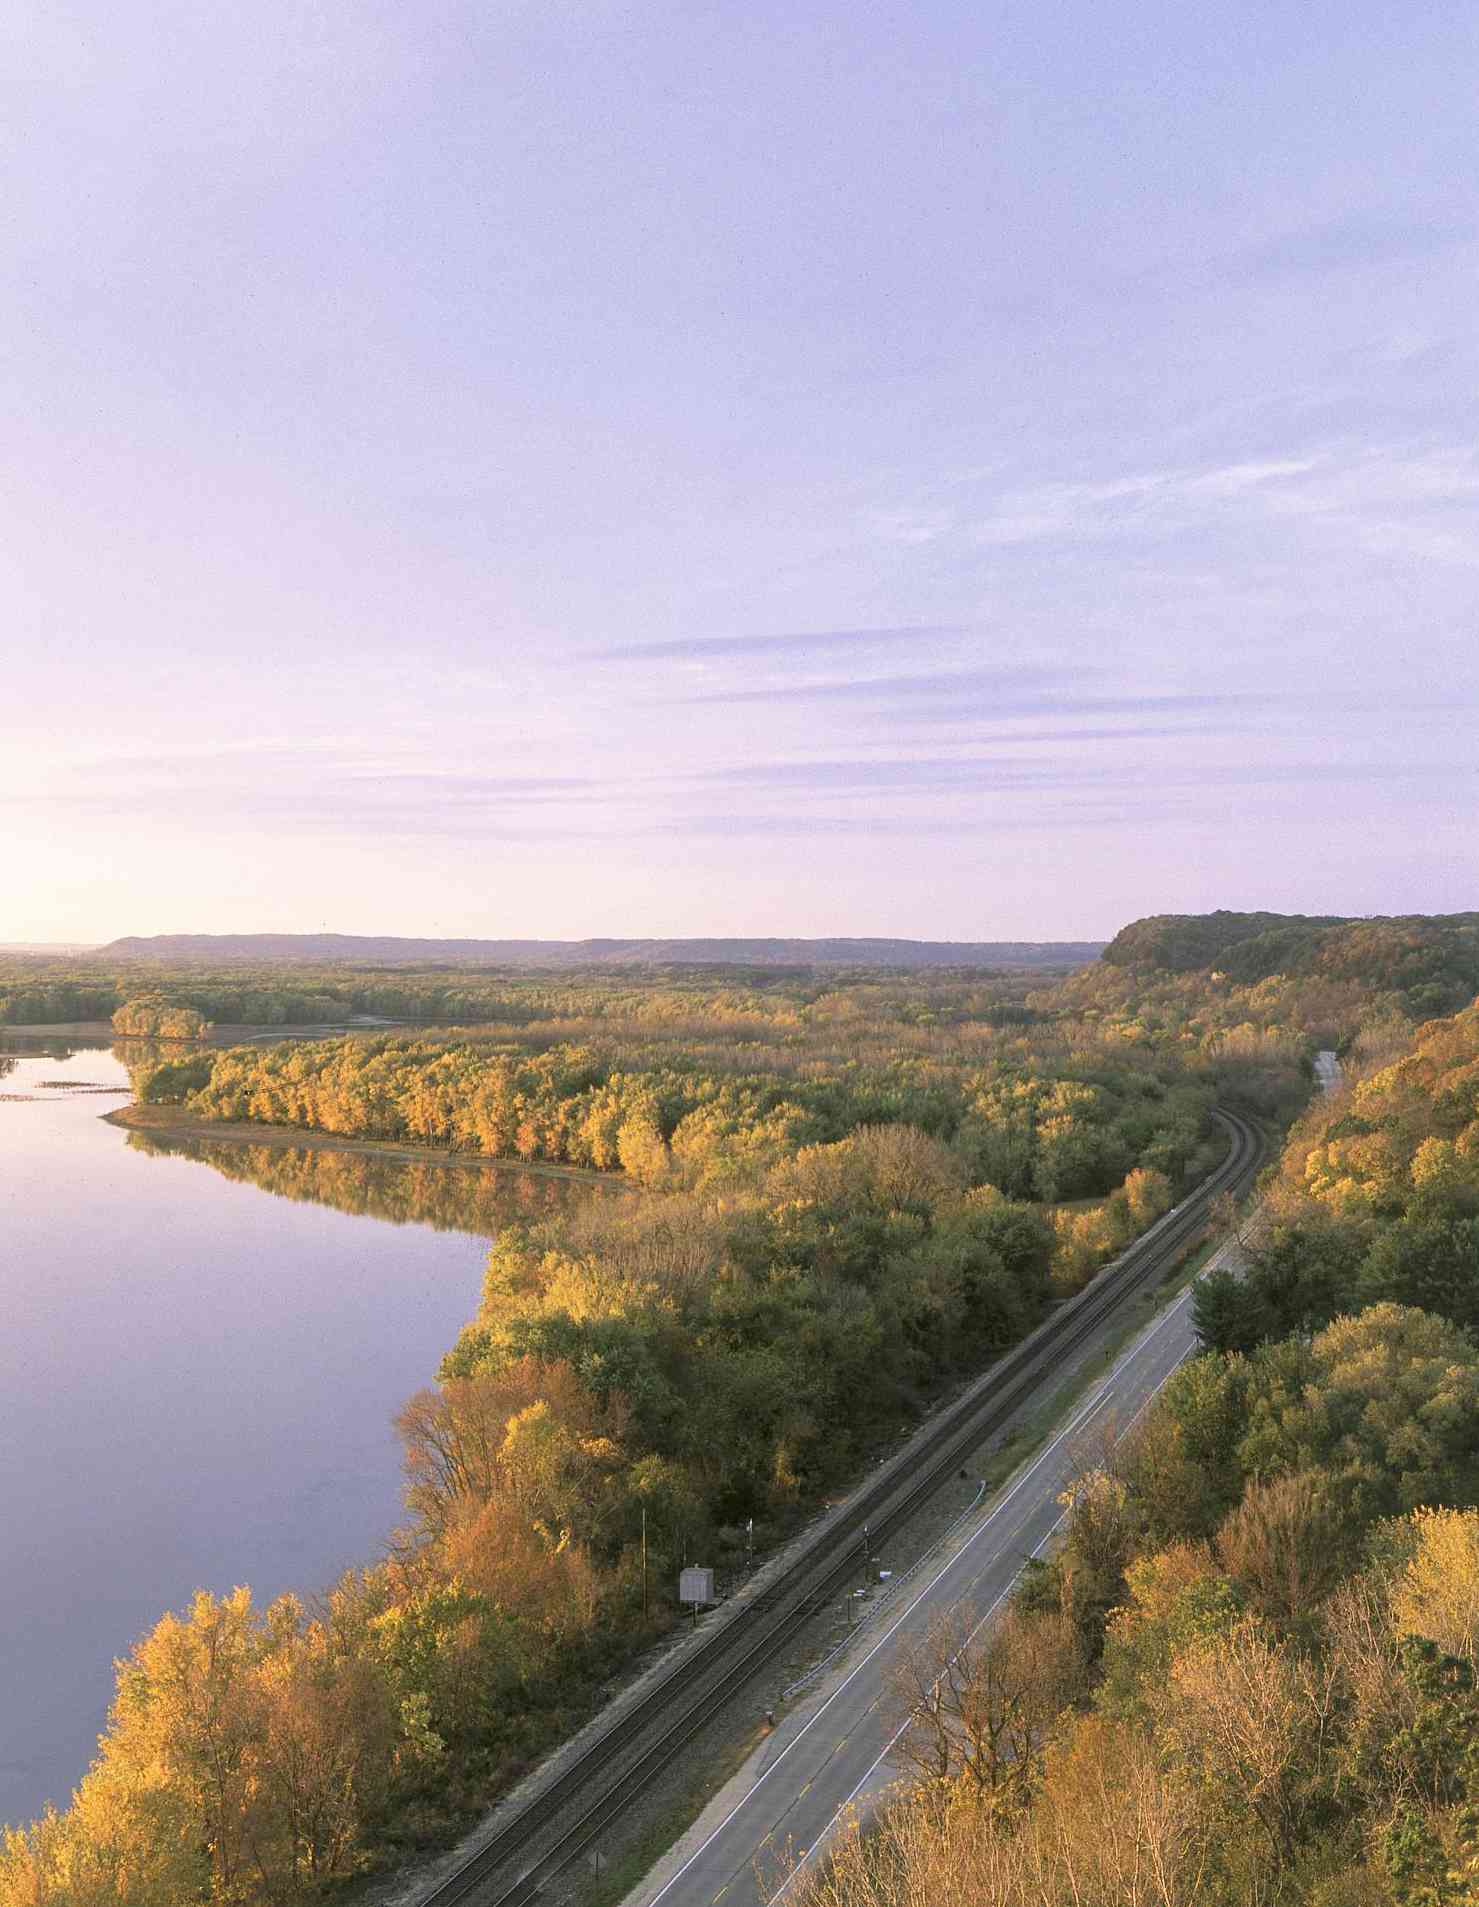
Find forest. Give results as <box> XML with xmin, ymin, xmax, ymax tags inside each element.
<box><xmin>792</xmin><ymin>996</ymin><xmax>1479</xmax><ymax>1907</ymax></box>
<box><xmin>2</xmin><ymin>921</ymin><xmax>1474</xmax><ymax>1905</ymax></box>
<box><xmin>1103</xmin><ymin>909</ymin><xmax>1479</xmax><ymax>1018</ymax></box>
<box><xmin>110</xmin><ymin>996</ymin><xmax>210</xmax><ymax>1039</ymax></box>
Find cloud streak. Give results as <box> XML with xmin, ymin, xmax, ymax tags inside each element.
<box><xmin>1224</xmin><ymin>213</ymin><xmax>1473</xmax><ymax>287</ymax></box>
<box><xmin>675</xmin><ymin>670</ymin><xmax>1287</xmax><ymax>720</ymax></box>
<box><xmin>338</xmin><ymin>773</ymin><xmax>600</xmax><ymax>799</ymax></box>
<box><xmin>973</xmin><ymin>458</ymin><xmax>1321</xmax><ymax>547</ymax></box>
<box><xmin>684</xmin><ymin>756</ymin><xmax>1479</xmax><ymax>797</ymax></box>
<box><xmin>675</xmin><ymin>665</ymin><xmax>1066</xmax><ymax>706</ymax></box>
<box><xmin>964</xmin><ymin>444</ymin><xmax>1479</xmax><ymax>561</ymax></box>
<box><xmin>645</xmin><ymin>810</ymin><xmax>1165</xmax><ymax>837</ymax></box>
<box><xmin>594</xmin><ymin>625</ymin><xmax>962</xmax><ymax>662</ymax></box>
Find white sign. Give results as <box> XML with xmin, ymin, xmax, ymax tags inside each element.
<box><xmin>679</xmin><ymin>1566</ymin><xmax>714</xmax><ymax>1606</ymax></box>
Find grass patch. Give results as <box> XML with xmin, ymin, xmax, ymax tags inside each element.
<box><xmin>575</xmin><ymin>1721</ymin><xmax>773</xmax><ymax>1907</ymax></box>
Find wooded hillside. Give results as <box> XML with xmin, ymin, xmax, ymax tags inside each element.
<box><xmin>1104</xmin><ymin>909</ymin><xmax>1479</xmax><ymax>1016</ymax></box>
<box><xmin>793</xmin><ymin>990</ymin><xmax>1479</xmax><ymax>1907</ymax></box>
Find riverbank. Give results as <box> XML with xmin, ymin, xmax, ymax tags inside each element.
<box><xmin>104</xmin><ymin>1102</ymin><xmax>626</xmax><ymax>1186</ymax></box>
<box><xmin>1</xmin><ymin>1018</ymin><xmax>402</xmax><ymax>1041</ymax></box>
<box><xmin>2</xmin><ymin>1019</ymin><xmax>122</xmax><ymax>1036</ymax></box>
<box><xmin>0</xmin><ymin>1041</ymin><xmax>500</xmax><ymax>1832</ymax></box>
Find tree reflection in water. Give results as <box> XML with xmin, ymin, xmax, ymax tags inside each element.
<box><xmin>123</xmin><ymin>1127</ymin><xmax>606</xmax><ymax>1234</ymax></box>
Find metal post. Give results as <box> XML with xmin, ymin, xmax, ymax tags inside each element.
<box><xmin>641</xmin><ymin>1504</ymin><xmax>648</xmax><ymax>1620</ymax></box>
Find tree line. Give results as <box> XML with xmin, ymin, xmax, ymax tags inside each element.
<box><xmin>111</xmin><ymin>995</ymin><xmax>210</xmax><ymax>1039</ymax></box>
<box><xmin>130</xmin><ymin>1029</ymin><xmax>1215</xmax><ymax>1202</ymax></box>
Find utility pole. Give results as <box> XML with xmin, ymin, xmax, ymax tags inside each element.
<box><xmin>845</xmin><ymin>1525</ymin><xmax>870</xmax><ymax>1629</ymax></box>
<box><xmin>641</xmin><ymin>1504</ymin><xmax>648</xmax><ymax>1620</ymax></box>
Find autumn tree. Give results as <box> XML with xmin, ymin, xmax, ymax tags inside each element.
<box><xmin>1213</xmin><ymin>1470</ymin><xmax>1348</xmax><ymax>1627</ymax></box>
<box><xmin>888</xmin><ymin>1603</ymin><xmax>1081</xmax><ymax>1803</ymax></box>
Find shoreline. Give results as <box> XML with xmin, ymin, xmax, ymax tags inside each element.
<box><xmin>103</xmin><ymin>1102</ymin><xmax>624</xmax><ymax>1186</ymax></box>
<box><xmin>2</xmin><ymin>1018</ymin><xmax>412</xmax><ymax>1041</ymax></box>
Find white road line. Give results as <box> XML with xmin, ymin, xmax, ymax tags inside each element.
<box><xmin>766</xmin><ymin>1282</ymin><xmax>1219</xmax><ymax>1901</ymax></box>
<box><xmin>648</xmin><ymin>1238</ymin><xmax>1225</xmax><ymax>1907</ymax></box>
<box><xmin>642</xmin><ymin>1362</ymin><xmax>1138</xmax><ymax>1906</ymax></box>
<box><xmin>767</xmin><ymin>1125</ymin><xmax>1294</xmax><ymax>1901</ymax></box>
<box><xmin>768</xmin><ymin>1513</ymin><xmax>1069</xmax><ymax>1901</ymax></box>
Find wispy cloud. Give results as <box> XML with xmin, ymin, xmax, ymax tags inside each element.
<box><xmin>30</xmin><ymin>783</ymin><xmax>625</xmax><ymax>841</ymax></box>
<box><xmin>1224</xmin><ymin>213</ymin><xmax>1473</xmax><ymax>287</ymax></box>
<box><xmin>681</xmin><ymin>755</ymin><xmax>1478</xmax><ymax>800</ymax></box>
<box><xmin>677</xmin><ymin>670</ymin><xmax>1281</xmax><ymax>720</ymax></box>
<box><xmin>969</xmin><ymin>445</ymin><xmax>1479</xmax><ymax>562</ymax></box>
<box><xmin>646</xmin><ymin>810</ymin><xmax>1160</xmax><ymax>837</ymax></box>
<box><xmin>974</xmin><ymin>459</ymin><xmax>1320</xmax><ymax>546</ymax></box>
<box><xmin>675</xmin><ymin>665</ymin><xmax>1064</xmax><ymax>706</ymax></box>
<box><xmin>60</xmin><ymin>737</ymin><xmax>363</xmax><ymax>777</ymax></box>
<box><xmin>690</xmin><ymin>758</ymin><xmax>1045</xmax><ymax>791</ymax></box>
<box><xmin>593</xmin><ymin>625</ymin><xmax>961</xmax><ymax>662</ymax></box>
<box><xmin>1205</xmin><ymin>761</ymin><xmax>1479</xmax><ymax>788</ymax></box>
<box><xmin>851</xmin><ymin>724</ymin><xmax>1251</xmax><ymax>747</ymax></box>
<box><xmin>338</xmin><ymin>772</ymin><xmax>600</xmax><ymax>799</ymax></box>
<box><xmin>646</xmin><ymin>765</ymin><xmax>1477</xmax><ymax>839</ymax></box>
<box><xmin>17</xmin><ymin>765</ymin><xmax>625</xmax><ymax>836</ymax></box>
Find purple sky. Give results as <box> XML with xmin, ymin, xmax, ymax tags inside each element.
<box><xmin>6</xmin><ymin>0</ymin><xmax>1477</xmax><ymax>942</ymax></box>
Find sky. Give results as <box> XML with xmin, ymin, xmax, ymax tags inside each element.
<box><xmin>4</xmin><ymin>0</ymin><xmax>1477</xmax><ymax>943</ymax></box>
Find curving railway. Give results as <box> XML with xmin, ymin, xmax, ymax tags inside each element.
<box><xmin>419</xmin><ymin>1107</ymin><xmax>1264</xmax><ymax>1907</ymax></box>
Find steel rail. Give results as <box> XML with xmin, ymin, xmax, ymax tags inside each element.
<box><xmin>420</xmin><ymin>1108</ymin><xmax>1263</xmax><ymax>1906</ymax></box>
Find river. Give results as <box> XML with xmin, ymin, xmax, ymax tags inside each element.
<box><xmin>0</xmin><ymin>1034</ymin><xmax>582</xmax><ymax>1830</ymax></box>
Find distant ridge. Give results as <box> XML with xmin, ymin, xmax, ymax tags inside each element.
<box><xmin>99</xmin><ymin>933</ymin><xmax>1103</xmax><ymax>971</ymax></box>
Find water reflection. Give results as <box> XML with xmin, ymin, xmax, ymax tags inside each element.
<box><xmin>124</xmin><ymin>1128</ymin><xmax>602</xmax><ymax>1234</ymax></box>
<box><xmin>104</xmin><ymin>1032</ymin><xmax>612</xmax><ymax>1232</ymax></box>
<box><xmin>0</xmin><ymin>1033</ymin><xmax>579</xmax><ymax>1828</ymax></box>
<box><xmin>0</xmin><ymin>1032</ymin><xmax>105</xmax><ymax>1065</ymax></box>
<box><xmin>112</xmin><ymin>1034</ymin><xmax>187</xmax><ymax>1069</ymax></box>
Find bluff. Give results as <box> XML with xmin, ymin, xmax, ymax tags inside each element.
<box><xmin>1103</xmin><ymin>909</ymin><xmax>1479</xmax><ymax>1016</ymax></box>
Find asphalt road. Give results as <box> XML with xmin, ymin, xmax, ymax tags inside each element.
<box><xmin>626</xmin><ymin>1058</ymin><xmax>1341</xmax><ymax>1907</ymax></box>
<box><xmin>626</xmin><ymin>1260</ymin><xmax>1219</xmax><ymax>1907</ymax></box>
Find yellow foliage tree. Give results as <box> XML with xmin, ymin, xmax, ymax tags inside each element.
<box><xmin>1391</xmin><ymin>1508</ymin><xmax>1479</xmax><ymax>1666</ymax></box>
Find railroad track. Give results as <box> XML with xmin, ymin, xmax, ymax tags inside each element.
<box><xmin>421</xmin><ymin>1107</ymin><xmax>1263</xmax><ymax>1907</ymax></box>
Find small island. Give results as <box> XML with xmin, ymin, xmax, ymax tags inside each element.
<box><xmin>111</xmin><ymin>994</ymin><xmax>211</xmax><ymax>1040</ymax></box>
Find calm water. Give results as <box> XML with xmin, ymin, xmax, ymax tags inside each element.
<box><xmin>0</xmin><ymin>1036</ymin><xmax>579</xmax><ymax>1829</ymax></box>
